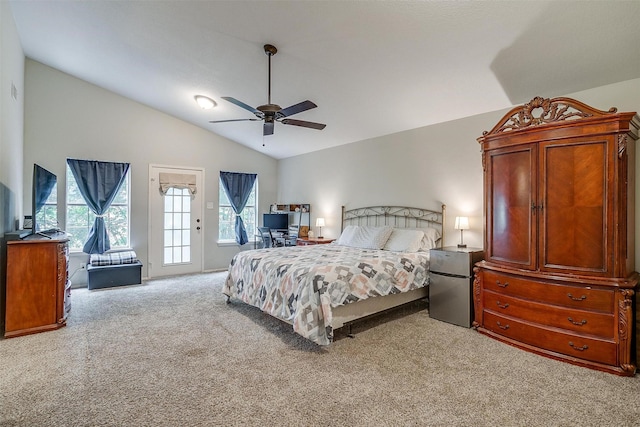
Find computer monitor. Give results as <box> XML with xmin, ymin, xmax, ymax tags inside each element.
<box><xmin>263</xmin><ymin>213</ymin><xmax>288</xmax><ymax>230</ymax></box>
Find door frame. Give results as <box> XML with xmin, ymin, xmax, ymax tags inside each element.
<box><xmin>147</xmin><ymin>164</ymin><xmax>205</xmax><ymax>278</ymax></box>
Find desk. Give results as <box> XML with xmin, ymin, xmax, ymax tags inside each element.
<box><xmin>296</xmin><ymin>237</ymin><xmax>334</xmax><ymax>246</ymax></box>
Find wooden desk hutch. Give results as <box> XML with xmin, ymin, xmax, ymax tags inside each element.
<box><xmin>473</xmin><ymin>97</ymin><xmax>639</xmax><ymax>376</ymax></box>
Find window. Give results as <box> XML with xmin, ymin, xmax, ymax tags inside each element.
<box><xmin>218</xmin><ymin>177</ymin><xmax>257</xmax><ymax>242</ymax></box>
<box><xmin>66</xmin><ymin>166</ymin><xmax>130</xmax><ymax>251</ymax></box>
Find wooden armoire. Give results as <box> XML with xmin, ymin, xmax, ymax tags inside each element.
<box><xmin>473</xmin><ymin>96</ymin><xmax>639</xmax><ymax>376</ymax></box>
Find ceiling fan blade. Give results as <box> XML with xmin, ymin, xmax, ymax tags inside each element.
<box><xmin>277</xmin><ymin>100</ymin><xmax>317</xmax><ymax>118</ymax></box>
<box><xmin>281</xmin><ymin>118</ymin><xmax>326</xmax><ymax>130</ymax></box>
<box><xmin>209</xmin><ymin>118</ymin><xmax>260</xmax><ymax>123</ymax></box>
<box><xmin>263</xmin><ymin>121</ymin><xmax>274</xmax><ymax>136</ymax></box>
<box><xmin>222</xmin><ymin>97</ymin><xmax>262</xmax><ymax>116</ymax></box>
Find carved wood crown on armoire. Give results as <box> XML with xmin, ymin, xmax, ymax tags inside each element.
<box><xmin>473</xmin><ymin>96</ymin><xmax>639</xmax><ymax>376</ymax></box>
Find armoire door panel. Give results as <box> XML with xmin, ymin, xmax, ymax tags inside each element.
<box><xmin>487</xmin><ymin>146</ymin><xmax>536</xmax><ymax>269</ymax></box>
<box><xmin>542</xmin><ymin>139</ymin><xmax>609</xmax><ymax>274</ymax></box>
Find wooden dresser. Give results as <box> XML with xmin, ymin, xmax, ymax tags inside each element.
<box><xmin>473</xmin><ymin>97</ymin><xmax>639</xmax><ymax>376</ymax></box>
<box><xmin>4</xmin><ymin>233</ymin><xmax>70</xmax><ymax>338</ymax></box>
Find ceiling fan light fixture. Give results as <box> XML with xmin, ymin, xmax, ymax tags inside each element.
<box><xmin>208</xmin><ymin>43</ymin><xmax>325</xmax><ymax>136</ymax></box>
<box><xmin>194</xmin><ymin>95</ymin><xmax>216</xmax><ymax>109</ymax></box>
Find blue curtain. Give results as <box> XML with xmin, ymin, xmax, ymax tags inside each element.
<box><xmin>67</xmin><ymin>159</ymin><xmax>130</xmax><ymax>254</ymax></box>
<box><xmin>220</xmin><ymin>171</ymin><xmax>257</xmax><ymax>245</ymax></box>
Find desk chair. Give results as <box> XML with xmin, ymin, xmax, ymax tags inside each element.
<box><xmin>257</xmin><ymin>227</ymin><xmax>272</xmax><ymax>248</ymax></box>
<box><xmin>285</xmin><ymin>225</ymin><xmax>299</xmax><ymax>246</ymax></box>
<box><xmin>257</xmin><ymin>227</ymin><xmax>284</xmax><ymax>248</ymax></box>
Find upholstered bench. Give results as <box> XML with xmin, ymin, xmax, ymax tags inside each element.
<box><xmin>87</xmin><ymin>250</ymin><xmax>142</xmax><ymax>290</ymax></box>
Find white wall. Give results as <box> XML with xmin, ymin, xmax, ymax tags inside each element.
<box><xmin>277</xmin><ymin>110</ymin><xmax>493</xmax><ymax>249</ymax></box>
<box><xmin>278</xmin><ymin>78</ymin><xmax>640</xmax><ymax>266</ymax></box>
<box><xmin>0</xmin><ymin>2</ymin><xmax>25</xmax><ymax>330</ymax></box>
<box><xmin>23</xmin><ymin>60</ymin><xmax>278</xmax><ymax>283</ymax></box>
<box><xmin>0</xmin><ymin>2</ymin><xmax>24</xmax><ymax>234</ymax></box>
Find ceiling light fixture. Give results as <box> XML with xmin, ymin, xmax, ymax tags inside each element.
<box><xmin>194</xmin><ymin>95</ymin><xmax>216</xmax><ymax>109</ymax></box>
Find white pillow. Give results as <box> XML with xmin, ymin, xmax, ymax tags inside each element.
<box><xmin>335</xmin><ymin>225</ymin><xmax>393</xmax><ymax>249</ymax></box>
<box><xmin>419</xmin><ymin>227</ymin><xmax>442</xmax><ymax>250</ymax></box>
<box><xmin>383</xmin><ymin>229</ymin><xmax>425</xmax><ymax>252</ymax></box>
<box><xmin>335</xmin><ymin>225</ymin><xmax>358</xmax><ymax>245</ymax></box>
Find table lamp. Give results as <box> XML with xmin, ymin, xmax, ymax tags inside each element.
<box><xmin>454</xmin><ymin>216</ymin><xmax>469</xmax><ymax>248</ymax></box>
<box><xmin>315</xmin><ymin>217</ymin><xmax>325</xmax><ymax>239</ymax></box>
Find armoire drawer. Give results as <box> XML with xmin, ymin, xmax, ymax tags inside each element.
<box><xmin>482</xmin><ymin>311</ymin><xmax>618</xmax><ymax>366</ymax></box>
<box><xmin>481</xmin><ymin>269</ymin><xmax>614</xmax><ymax>312</ymax></box>
<box><xmin>483</xmin><ymin>290</ymin><xmax>615</xmax><ymax>338</ymax></box>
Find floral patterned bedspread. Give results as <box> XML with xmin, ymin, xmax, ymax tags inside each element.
<box><xmin>223</xmin><ymin>244</ymin><xmax>430</xmax><ymax>345</ymax></box>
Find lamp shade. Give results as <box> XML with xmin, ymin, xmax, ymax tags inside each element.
<box><xmin>454</xmin><ymin>216</ymin><xmax>469</xmax><ymax>230</ymax></box>
<box><xmin>315</xmin><ymin>218</ymin><xmax>325</xmax><ymax>227</ymax></box>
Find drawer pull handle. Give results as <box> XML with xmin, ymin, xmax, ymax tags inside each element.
<box><xmin>496</xmin><ymin>321</ymin><xmax>509</xmax><ymax>330</ymax></box>
<box><xmin>568</xmin><ymin>342</ymin><xmax>589</xmax><ymax>352</ymax></box>
<box><xmin>496</xmin><ymin>280</ymin><xmax>509</xmax><ymax>288</ymax></box>
<box><xmin>496</xmin><ymin>301</ymin><xmax>509</xmax><ymax>309</ymax></box>
<box><xmin>567</xmin><ymin>293</ymin><xmax>587</xmax><ymax>301</ymax></box>
<box><xmin>567</xmin><ymin>317</ymin><xmax>587</xmax><ymax>326</ymax></box>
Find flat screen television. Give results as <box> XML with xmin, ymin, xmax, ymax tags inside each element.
<box><xmin>32</xmin><ymin>163</ymin><xmax>58</xmax><ymax>235</ymax></box>
<box><xmin>263</xmin><ymin>213</ymin><xmax>288</xmax><ymax>230</ymax></box>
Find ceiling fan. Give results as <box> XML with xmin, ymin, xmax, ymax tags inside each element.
<box><xmin>209</xmin><ymin>44</ymin><xmax>326</xmax><ymax>136</ymax></box>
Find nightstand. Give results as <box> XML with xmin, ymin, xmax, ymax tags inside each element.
<box><xmin>429</xmin><ymin>246</ymin><xmax>484</xmax><ymax>327</ymax></box>
<box><xmin>296</xmin><ymin>237</ymin><xmax>334</xmax><ymax>246</ymax></box>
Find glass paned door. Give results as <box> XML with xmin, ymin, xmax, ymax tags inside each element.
<box><xmin>163</xmin><ymin>188</ymin><xmax>192</xmax><ymax>265</ymax></box>
<box><xmin>149</xmin><ymin>165</ymin><xmax>203</xmax><ymax>278</ymax></box>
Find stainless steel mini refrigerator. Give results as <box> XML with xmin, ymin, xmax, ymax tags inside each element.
<box><xmin>429</xmin><ymin>247</ymin><xmax>484</xmax><ymax>327</ymax></box>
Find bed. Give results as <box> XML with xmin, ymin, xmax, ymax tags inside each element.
<box><xmin>223</xmin><ymin>205</ymin><xmax>445</xmax><ymax>345</ymax></box>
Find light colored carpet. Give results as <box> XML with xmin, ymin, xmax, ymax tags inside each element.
<box><xmin>0</xmin><ymin>271</ymin><xmax>638</xmax><ymax>426</ymax></box>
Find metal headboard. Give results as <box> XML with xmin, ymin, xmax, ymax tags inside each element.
<box><xmin>341</xmin><ymin>204</ymin><xmax>446</xmax><ymax>248</ymax></box>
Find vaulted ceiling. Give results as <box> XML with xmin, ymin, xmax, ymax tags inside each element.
<box><xmin>9</xmin><ymin>1</ymin><xmax>640</xmax><ymax>159</ymax></box>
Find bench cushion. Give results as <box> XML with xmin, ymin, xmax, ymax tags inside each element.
<box><xmin>90</xmin><ymin>250</ymin><xmax>138</xmax><ymax>266</ymax></box>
